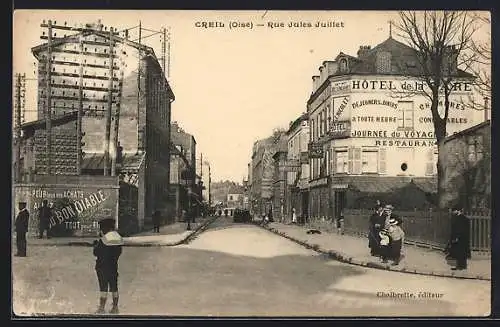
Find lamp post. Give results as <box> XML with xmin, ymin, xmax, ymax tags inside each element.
<box><xmin>186</xmin><ymin>184</ymin><xmax>192</xmax><ymax>231</ymax></box>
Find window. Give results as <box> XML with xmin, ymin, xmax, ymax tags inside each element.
<box><xmin>339</xmin><ymin>58</ymin><xmax>348</xmax><ymax>73</ymax></box>
<box><xmin>319</xmin><ymin>112</ymin><xmax>323</xmax><ymax>136</ymax></box>
<box><xmin>229</xmin><ymin>195</ymin><xmax>233</xmax><ymax>201</ymax></box>
<box><xmin>362</xmin><ymin>149</ymin><xmax>378</xmax><ymax>173</ymax></box>
<box><xmin>467</xmin><ymin>135</ymin><xmax>484</xmax><ymax>162</ymax></box>
<box><xmin>335</xmin><ymin>150</ymin><xmax>348</xmax><ymax>173</ymax></box>
<box><xmin>376</xmin><ymin>51</ymin><xmax>392</xmax><ymax>73</ymax></box>
<box><xmin>397</xmin><ymin>101</ymin><xmax>414</xmax><ymax>129</ymax></box>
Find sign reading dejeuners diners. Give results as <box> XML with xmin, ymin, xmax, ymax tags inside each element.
<box><xmin>14</xmin><ymin>184</ymin><xmax>118</xmax><ymax>237</ymax></box>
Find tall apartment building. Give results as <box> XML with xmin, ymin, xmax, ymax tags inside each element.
<box><xmin>19</xmin><ymin>21</ymin><xmax>175</xmax><ymax>233</ymax></box>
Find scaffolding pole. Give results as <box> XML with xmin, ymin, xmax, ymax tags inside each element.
<box><xmin>111</xmin><ymin>70</ymin><xmax>124</xmax><ymax>176</ymax></box>
<box><xmin>77</xmin><ymin>38</ymin><xmax>84</xmax><ymax>175</ymax></box>
<box><xmin>104</xmin><ymin>27</ymin><xmax>115</xmax><ymax>176</ymax></box>
<box><xmin>45</xmin><ymin>20</ymin><xmax>53</xmax><ymax>175</ymax></box>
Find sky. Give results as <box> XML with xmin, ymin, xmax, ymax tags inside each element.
<box><xmin>12</xmin><ymin>10</ymin><xmax>490</xmax><ymax>183</ymax></box>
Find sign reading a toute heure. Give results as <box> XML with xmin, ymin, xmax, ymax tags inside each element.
<box><xmin>15</xmin><ymin>185</ymin><xmax>118</xmax><ymax>237</ymax></box>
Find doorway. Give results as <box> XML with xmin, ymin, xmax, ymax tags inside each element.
<box><xmin>334</xmin><ymin>191</ymin><xmax>346</xmax><ymax>221</ymax></box>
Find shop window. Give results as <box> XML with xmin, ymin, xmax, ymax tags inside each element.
<box><xmin>397</xmin><ymin>101</ymin><xmax>414</xmax><ymax>129</ymax></box>
<box><xmin>362</xmin><ymin>149</ymin><xmax>378</xmax><ymax>173</ymax></box>
<box><xmin>335</xmin><ymin>150</ymin><xmax>348</xmax><ymax>173</ymax></box>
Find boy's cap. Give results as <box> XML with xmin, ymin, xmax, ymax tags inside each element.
<box><xmin>102</xmin><ymin>230</ymin><xmax>124</xmax><ymax>246</ymax></box>
<box><xmin>385</xmin><ymin>204</ymin><xmax>394</xmax><ymax>210</ymax></box>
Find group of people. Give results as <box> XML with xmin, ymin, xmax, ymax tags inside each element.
<box><xmin>368</xmin><ymin>202</ymin><xmax>405</xmax><ymax>265</ymax></box>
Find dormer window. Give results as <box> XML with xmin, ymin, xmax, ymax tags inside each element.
<box><xmin>339</xmin><ymin>58</ymin><xmax>348</xmax><ymax>73</ymax></box>
<box><xmin>376</xmin><ymin>51</ymin><xmax>392</xmax><ymax>73</ymax></box>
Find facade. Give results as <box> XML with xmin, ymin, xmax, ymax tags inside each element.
<box><xmin>306</xmin><ymin>36</ymin><xmax>480</xmax><ymax>221</ymax></box>
<box><xmin>24</xmin><ymin>21</ymin><xmax>175</xmax><ymax>233</ymax></box>
<box><xmin>285</xmin><ymin>113</ymin><xmax>310</xmax><ymax>221</ymax></box>
<box><xmin>271</xmin><ymin>133</ymin><xmax>288</xmax><ymax>222</ymax></box>
<box><xmin>442</xmin><ymin>120</ymin><xmax>491</xmax><ymax>210</ymax></box>
<box><xmin>249</xmin><ymin>133</ymin><xmax>280</xmax><ymax>217</ymax></box>
<box><xmin>170</xmin><ymin>122</ymin><xmax>198</xmax><ymax>220</ymax></box>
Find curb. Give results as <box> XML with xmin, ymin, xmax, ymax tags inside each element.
<box><xmin>257</xmin><ymin>223</ymin><xmax>491</xmax><ymax>281</ymax></box>
<box><xmin>27</xmin><ymin>217</ymin><xmax>219</xmax><ymax>248</ymax></box>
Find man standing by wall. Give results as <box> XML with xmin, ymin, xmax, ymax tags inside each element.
<box><xmin>38</xmin><ymin>200</ymin><xmax>52</xmax><ymax>239</ymax></box>
<box><xmin>15</xmin><ymin>202</ymin><xmax>30</xmax><ymax>257</ymax></box>
<box><xmin>449</xmin><ymin>205</ymin><xmax>471</xmax><ymax>270</ymax></box>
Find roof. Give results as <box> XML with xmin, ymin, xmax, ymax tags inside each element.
<box><xmin>81</xmin><ymin>152</ymin><xmax>145</xmax><ymax>172</ymax></box>
<box><xmin>31</xmin><ymin>29</ymin><xmax>154</xmax><ymax>59</ymax></box>
<box><xmin>287</xmin><ymin>112</ymin><xmax>309</xmax><ymax>135</ymax></box>
<box><xmin>20</xmin><ymin>111</ymin><xmax>78</xmax><ymax>131</ymax></box>
<box><xmin>444</xmin><ymin>120</ymin><xmax>491</xmax><ymax>143</ymax></box>
<box><xmin>348</xmin><ymin>177</ymin><xmax>410</xmax><ymax>193</ymax></box>
<box><xmin>410</xmin><ymin>178</ymin><xmax>438</xmax><ymax>194</ymax></box>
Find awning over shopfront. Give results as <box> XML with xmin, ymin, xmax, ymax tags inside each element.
<box><xmin>82</xmin><ymin>153</ymin><xmax>145</xmax><ymax>173</ymax></box>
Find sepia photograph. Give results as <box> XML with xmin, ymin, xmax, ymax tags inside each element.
<box><xmin>11</xmin><ymin>9</ymin><xmax>491</xmax><ymax>317</ymax></box>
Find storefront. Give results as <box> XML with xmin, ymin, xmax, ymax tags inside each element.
<box><xmin>13</xmin><ymin>175</ymin><xmax>119</xmax><ymax>238</ymax></box>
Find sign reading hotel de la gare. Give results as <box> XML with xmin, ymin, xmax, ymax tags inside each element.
<box><xmin>18</xmin><ymin>186</ymin><xmax>118</xmax><ymax>237</ymax></box>
<box><xmin>329</xmin><ymin>78</ymin><xmax>475</xmax><ymax>147</ymax></box>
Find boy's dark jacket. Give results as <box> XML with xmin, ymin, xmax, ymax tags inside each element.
<box><xmin>93</xmin><ymin>232</ymin><xmax>123</xmax><ymax>273</ymax></box>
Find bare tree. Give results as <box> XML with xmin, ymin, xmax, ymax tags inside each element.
<box><xmin>394</xmin><ymin>11</ymin><xmax>480</xmax><ymax>208</ymax></box>
<box><xmin>446</xmin><ymin>132</ymin><xmax>490</xmax><ymax>211</ymax></box>
<box><xmin>468</xmin><ymin>14</ymin><xmax>491</xmax><ymax>112</ymax></box>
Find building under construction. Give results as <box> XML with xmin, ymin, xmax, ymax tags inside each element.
<box><xmin>13</xmin><ymin>20</ymin><xmax>174</xmax><ymax>236</ymax></box>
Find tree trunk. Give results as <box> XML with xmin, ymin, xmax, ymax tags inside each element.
<box><xmin>431</xmin><ymin>92</ymin><xmax>448</xmax><ymax>209</ymax></box>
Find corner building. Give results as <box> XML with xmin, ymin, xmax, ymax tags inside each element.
<box><xmin>307</xmin><ymin>37</ymin><xmax>481</xmax><ymax>222</ymax></box>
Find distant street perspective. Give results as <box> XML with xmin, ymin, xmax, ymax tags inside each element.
<box><xmin>12</xmin><ymin>10</ymin><xmax>491</xmax><ymax>318</ymax></box>
<box><xmin>13</xmin><ymin>216</ymin><xmax>490</xmax><ymax>316</ymax></box>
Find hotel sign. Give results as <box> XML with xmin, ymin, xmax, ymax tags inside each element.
<box><xmin>284</xmin><ymin>159</ymin><xmax>301</xmax><ymax>172</ymax></box>
<box><xmin>308</xmin><ymin>142</ymin><xmax>324</xmax><ymax>158</ymax></box>
<box><xmin>328</xmin><ymin>120</ymin><xmax>351</xmax><ymax>139</ymax></box>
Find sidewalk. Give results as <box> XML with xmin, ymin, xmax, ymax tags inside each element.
<box><xmin>22</xmin><ymin>216</ymin><xmax>217</xmax><ymax>247</ymax></box>
<box><xmin>259</xmin><ymin>222</ymin><xmax>491</xmax><ymax>281</ymax></box>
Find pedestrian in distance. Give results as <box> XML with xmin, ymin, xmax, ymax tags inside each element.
<box><xmin>152</xmin><ymin>210</ymin><xmax>161</xmax><ymax>233</ymax></box>
<box><xmin>336</xmin><ymin>210</ymin><xmax>345</xmax><ymax>235</ymax></box>
<box><xmin>14</xmin><ymin>202</ymin><xmax>30</xmax><ymax>257</ymax></box>
<box><xmin>368</xmin><ymin>202</ymin><xmax>386</xmax><ymax>256</ymax></box>
<box><xmin>38</xmin><ymin>199</ymin><xmax>52</xmax><ymax>239</ymax></box>
<box><xmin>448</xmin><ymin>205</ymin><xmax>471</xmax><ymax>270</ymax></box>
<box><xmin>93</xmin><ymin>218</ymin><xmax>124</xmax><ymax>314</ymax></box>
<box><xmin>387</xmin><ymin>218</ymin><xmax>405</xmax><ymax>265</ymax></box>
<box><xmin>291</xmin><ymin>208</ymin><xmax>297</xmax><ymax>224</ymax></box>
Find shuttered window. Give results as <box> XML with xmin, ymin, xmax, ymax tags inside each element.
<box><xmin>397</xmin><ymin>101</ymin><xmax>414</xmax><ymax>129</ymax></box>
<box><xmin>353</xmin><ymin>147</ymin><xmax>362</xmax><ymax>174</ymax></box>
<box><xmin>329</xmin><ymin>147</ymin><xmax>335</xmax><ymax>175</ymax></box>
<box><xmin>335</xmin><ymin>150</ymin><xmax>348</xmax><ymax>173</ymax></box>
<box><xmin>378</xmin><ymin>147</ymin><xmax>387</xmax><ymax>174</ymax></box>
<box><xmin>362</xmin><ymin>149</ymin><xmax>378</xmax><ymax>173</ymax></box>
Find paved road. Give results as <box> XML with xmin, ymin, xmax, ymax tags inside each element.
<box><xmin>12</xmin><ymin>216</ymin><xmax>490</xmax><ymax>317</ymax></box>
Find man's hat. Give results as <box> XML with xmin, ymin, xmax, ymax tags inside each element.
<box><xmin>385</xmin><ymin>204</ymin><xmax>394</xmax><ymax>210</ymax></box>
<box><xmin>389</xmin><ymin>218</ymin><xmax>398</xmax><ymax>225</ymax></box>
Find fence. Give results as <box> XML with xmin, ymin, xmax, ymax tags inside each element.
<box><xmin>341</xmin><ymin>209</ymin><xmax>491</xmax><ymax>255</ymax></box>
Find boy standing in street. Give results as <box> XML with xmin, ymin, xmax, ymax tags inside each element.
<box><xmin>93</xmin><ymin>218</ymin><xmax>124</xmax><ymax>314</ymax></box>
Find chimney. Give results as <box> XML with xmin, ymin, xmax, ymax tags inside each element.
<box><xmin>323</xmin><ymin>61</ymin><xmax>337</xmax><ymax>76</ymax></box>
<box><xmin>357</xmin><ymin>45</ymin><xmax>371</xmax><ymax>58</ymax></box>
<box><xmin>312</xmin><ymin>75</ymin><xmax>320</xmax><ymax>92</ymax></box>
<box><xmin>319</xmin><ymin>66</ymin><xmax>325</xmax><ymax>84</ymax></box>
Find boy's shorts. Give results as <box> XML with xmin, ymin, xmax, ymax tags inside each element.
<box><xmin>96</xmin><ymin>270</ymin><xmax>118</xmax><ymax>292</ymax></box>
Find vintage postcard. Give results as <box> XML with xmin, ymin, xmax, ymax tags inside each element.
<box><xmin>12</xmin><ymin>10</ymin><xmax>491</xmax><ymax>317</ymax></box>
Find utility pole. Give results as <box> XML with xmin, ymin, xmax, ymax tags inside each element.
<box><xmin>200</xmin><ymin>153</ymin><xmax>203</xmax><ymax>177</ymax></box>
<box><xmin>45</xmin><ymin>20</ymin><xmax>53</xmax><ymax>175</ymax></box>
<box><xmin>104</xmin><ymin>27</ymin><xmax>115</xmax><ymax>176</ymax></box>
<box><xmin>136</xmin><ymin>21</ymin><xmax>142</xmax><ymax>153</ymax></box>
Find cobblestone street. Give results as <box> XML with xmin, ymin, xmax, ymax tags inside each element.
<box><xmin>12</xmin><ymin>217</ymin><xmax>490</xmax><ymax>317</ymax></box>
